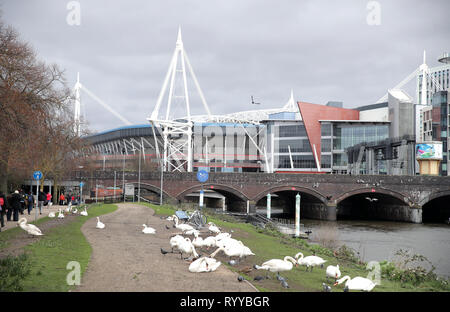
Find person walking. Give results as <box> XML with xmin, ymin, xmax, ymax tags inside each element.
<box><xmin>38</xmin><ymin>190</ymin><xmax>46</xmax><ymax>215</ymax></box>
<box><xmin>10</xmin><ymin>190</ymin><xmax>22</xmax><ymax>222</ymax></box>
<box><xmin>46</xmin><ymin>192</ymin><xmax>52</xmax><ymax>207</ymax></box>
<box><xmin>0</xmin><ymin>192</ymin><xmax>6</xmax><ymax>230</ymax></box>
<box><xmin>27</xmin><ymin>192</ymin><xmax>34</xmax><ymax>215</ymax></box>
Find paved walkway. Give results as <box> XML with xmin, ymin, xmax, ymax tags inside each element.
<box><xmin>1</xmin><ymin>204</ymin><xmax>78</xmax><ymax>231</ymax></box>
<box><xmin>75</xmin><ymin>203</ymin><xmax>257</xmax><ymax>292</ymax></box>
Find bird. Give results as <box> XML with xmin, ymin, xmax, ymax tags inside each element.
<box><xmin>184</xmin><ymin>228</ymin><xmax>200</xmax><ymax>236</ymax></box>
<box><xmin>57</xmin><ymin>209</ymin><xmax>64</xmax><ymax>219</ymax></box>
<box><xmin>334</xmin><ymin>276</ymin><xmax>377</xmax><ymax>292</ymax></box>
<box><xmin>165</xmin><ymin>224</ymin><xmax>171</xmax><ymax>230</ymax></box>
<box><xmin>17</xmin><ymin>218</ymin><xmax>43</xmax><ymax>236</ymax></box>
<box><xmin>228</xmin><ymin>259</ymin><xmax>238</xmax><ymax>266</ymax></box>
<box><xmin>173</xmin><ymin>215</ymin><xmax>195</xmax><ymax>232</ymax></box>
<box><xmin>276</xmin><ymin>275</ymin><xmax>286</xmax><ymax>282</ymax></box>
<box><xmin>80</xmin><ymin>207</ymin><xmax>88</xmax><ymax>216</ymax></box>
<box><xmin>48</xmin><ymin>211</ymin><xmax>55</xmax><ymax>218</ymax></box>
<box><xmin>177</xmin><ymin>238</ymin><xmax>200</xmax><ymax>260</ymax></box>
<box><xmin>142</xmin><ymin>224</ymin><xmax>156</xmax><ymax>234</ymax></box>
<box><xmin>189</xmin><ymin>256</ymin><xmax>221</xmax><ymax>273</ymax></box>
<box><xmin>210</xmin><ymin>241</ymin><xmax>254</xmax><ymax>262</ymax></box>
<box><xmin>237</xmin><ymin>275</ymin><xmax>245</xmax><ymax>282</ymax></box>
<box><xmin>160</xmin><ymin>248</ymin><xmax>170</xmax><ymax>255</ymax></box>
<box><xmin>295</xmin><ymin>252</ymin><xmax>327</xmax><ymax>271</ymax></box>
<box><xmin>281</xmin><ymin>280</ymin><xmax>289</xmax><ymax>288</ymax></box>
<box><xmin>192</xmin><ymin>232</ymin><xmax>205</xmax><ymax>248</ymax></box>
<box><xmin>253</xmin><ymin>275</ymin><xmax>266</xmax><ymax>281</ymax></box>
<box><xmin>201</xmin><ymin>236</ymin><xmax>217</xmax><ymax>249</ymax></box>
<box><xmin>254</xmin><ymin>256</ymin><xmax>298</xmax><ymax>279</ymax></box>
<box><xmin>96</xmin><ymin>217</ymin><xmax>105</xmax><ymax>229</ymax></box>
<box><xmin>322</xmin><ymin>283</ymin><xmax>332</xmax><ymax>292</ymax></box>
<box><xmin>207</xmin><ymin>222</ymin><xmax>221</xmax><ymax>234</ymax></box>
<box><xmin>365</xmin><ymin>197</ymin><xmax>378</xmax><ymax>202</ymax></box>
<box><xmin>65</xmin><ymin>206</ymin><xmax>71</xmax><ymax>213</ymax></box>
<box><xmin>169</xmin><ymin>234</ymin><xmax>185</xmax><ymax>253</ymax></box>
<box><xmin>326</xmin><ymin>264</ymin><xmax>341</xmax><ymax>283</ymax></box>
<box><xmin>72</xmin><ymin>208</ymin><xmax>78</xmax><ymax>214</ymax></box>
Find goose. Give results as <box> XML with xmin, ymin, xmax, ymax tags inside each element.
<box><xmin>177</xmin><ymin>238</ymin><xmax>199</xmax><ymax>260</ymax></box>
<box><xmin>96</xmin><ymin>217</ymin><xmax>105</xmax><ymax>229</ymax></box>
<box><xmin>326</xmin><ymin>264</ymin><xmax>341</xmax><ymax>283</ymax></box>
<box><xmin>173</xmin><ymin>216</ymin><xmax>195</xmax><ymax>232</ymax></box>
<box><xmin>334</xmin><ymin>275</ymin><xmax>377</xmax><ymax>292</ymax></box>
<box><xmin>207</xmin><ymin>222</ymin><xmax>221</xmax><ymax>234</ymax></box>
<box><xmin>57</xmin><ymin>208</ymin><xmax>64</xmax><ymax>219</ymax></box>
<box><xmin>189</xmin><ymin>256</ymin><xmax>221</xmax><ymax>273</ymax></box>
<box><xmin>48</xmin><ymin>211</ymin><xmax>56</xmax><ymax>218</ymax></box>
<box><xmin>80</xmin><ymin>207</ymin><xmax>88</xmax><ymax>216</ymax></box>
<box><xmin>295</xmin><ymin>252</ymin><xmax>327</xmax><ymax>271</ymax></box>
<box><xmin>17</xmin><ymin>218</ymin><xmax>43</xmax><ymax>236</ymax></box>
<box><xmin>253</xmin><ymin>256</ymin><xmax>298</xmax><ymax>279</ymax></box>
<box><xmin>142</xmin><ymin>224</ymin><xmax>156</xmax><ymax>234</ymax></box>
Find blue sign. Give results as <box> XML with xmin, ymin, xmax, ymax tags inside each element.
<box><xmin>197</xmin><ymin>170</ymin><xmax>209</xmax><ymax>183</ymax></box>
<box><xmin>33</xmin><ymin>171</ymin><xmax>42</xmax><ymax>180</ymax></box>
<box><xmin>80</xmin><ymin>182</ymin><xmax>85</xmax><ymax>188</ymax></box>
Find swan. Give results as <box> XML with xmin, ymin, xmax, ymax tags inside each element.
<box><xmin>48</xmin><ymin>211</ymin><xmax>56</xmax><ymax>218</ymax></box>
<box><xmin>326</xmin><ymin>264</ymin><xmax>341</xmax><ymax>282</ymax></box>
<box><xmin>57</xmin><ymin>208</ymin><xmax>64</xmax><ymax>219</ymax></box>
<box><xmin>177</xmin><ymin>238</ymin><xmax>199</xmax><ymax>260</ymax></box>
<box><xmin>184</xmin><ymin>228</ymin><xmax>200</xmax><ymax>236</ymax></box>
<box><xmin>295</xmin><ymin>252</ymin><xmax>327</xmax><ymax>271</ymax></box>
<box><xmin>334</xmin><ymin>275</ymin><xmax>377</xmax><ymax>292</ymax></box>
<box><xmin>189</xmin><ymin>256</ymin><xmax>221</xmax><ymax>273</ymax></box>
<box><xmin>201</xmin><ymin>236</ymin><xmax>217</xmax><ymax>249</ymax></box>
<box><xmin>65</xmin><ymin>205</ymin><xmax>71</xmax><ymax>213</ymax></box>
<box><xmin>72</xmin><ymin>208</ymin><xmax>78</xmax><ymax>214</ymax></box>
<box><xmin>215</xmin><ymin>232</ymin><xmax>231</xmax><ymax>240</ymax></box>
<box><xmin>254</xmin><ymin>256</ymin><xmax>298</xmax><ymax>278</ymax></box>
<box><xmin>166</xmin><ymin>215</ymin><xmax>176</xmax><ymax>221</ymax></box>
<box><xmin>142</xmin><ymin>224</ymin><xmax>156</xmax><ymax>234</ymax></box>
<box><xmin>192</xmin><ymin>232</ymin><xmax>204</xmax><ymax>248</ymax></box>
<box><xmin>80</xmin><ymin>207</ymin><xmax>88</xmax><ymax>216</ymax></box>
<box><xmin>18</xmin><ymin>218</ymin><xmax>43</xmax><ymax>236</ymax></box>
<box><xmin>96</xmin><ymin>217</ymin><xmax>105</xmax><ymax>229</ymax></box>
<box><xmin>207</xmin><ymin>222</ymin><xmax>221</xmax><ymax>234</ymax></box>
<box><xmin>173</xmin><ymin>216</ymin><xmax>195</xmax><ymax>232</ymax></box>
<box><xmin>169</xmin><ymin>234</ymin><xmax>185</xmax><ymax>253</ymax></box>
<box><xmin>210</xmin><ymin>241</ymin><xmax>254</xmax><ymax>261</ymax></box>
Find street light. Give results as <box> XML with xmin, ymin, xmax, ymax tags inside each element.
<box><xmin>122</xmin><ymin>148</ymin><xmax>126</xmax><ymax>203</ymax></box>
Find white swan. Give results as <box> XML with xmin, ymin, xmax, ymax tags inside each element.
<box><xmin>48</xmin><ymin>211</ymin><xmax>55</xmax><ymax>218</ymax></box>
<box><xmin>177</xmin><ymin>238</ymin><xmax>199</xmax><ymax>260</ymax></box>
<box><xmin>254</xmin><ymin>256</ymin><xmax>298</xmax><ymax>277</ymax></box>
<box><xmin>65</xmin><ymin>205</ymin><xmax>71</xmax><ymax>213</ymax></box>
<box><xmin>166</xmin><ymin>215</ymin><xmax>176</xmax><ymax>221</ymax></box>
<box><xmin>207</xmin><ymin>222</ymin><xmax>221</xmax><ymax>234</ymax></box>
<box><xmin>210</xmin><ymin>241</ymin><xmax>254</xmax><ymax>260</ymax></box>
<box><xmin>80</xmin><ymin>207</ymin><xmax>88</xmax><ymax>216</ymax></box>
<box><xmin>173</xmin><ymin>215</ymin><xmax>195</xmax><ymax>232</ymax></box>
<box><xmin>169</xmin><ymin>234</ymin><xmax>185</xmax><ymax>253</ymax></box>
<box><xmin>295</xmin><ymin>252</ymin><xmax>327</xmax><ymax>271</ymax></box>
<box><xmin>215</xmin><ymin>232</ymin><xmax>231</xmax><ymax>240</ymax></box>
<box><xmin>326</xmin><ymin>264</ymin><xmax>341</xmax><ymax>282</ymax></box>
<box><xmin>189</xmin><ymin>256</ymin><xmax>222</xmax><ymax>273</ymax></box>
<box><xmin>142</xmin><ymin>224</ymin><xmax>156</xmax><ymax>234</ymax></box>
<box><xmin>184</xmin><ymin>228</ymin><xmax>200</xmax><ymax>236</ymax></box>
<box><xmin>192</xmin><ymin>232</ymin><xmax>204</xmax><ymax>248</ymax></box>
<box><xmin>72</xmin><ymin>208</ymin><xmax>78</xmax><ymax>214</ymax></box>
<box><xmin>334</xmin><ymin>275</ymin><xmax>377</xmax><ymax>292</ymax></box>
<box><xmin>96</xmin><ymin>217</ymin><xmax>105</xmax><ymax>229</ymax></box>
<box><xmin>18</xmin><ymin>218</ymin><xmax>43</xmax><ymax>236</ymax></box>
<box><xmin>201</xmin><ymin>236</ymin><xmax>217</xmax><ymax>249</ymax></box>
<box><xmin>57</xmin><ymin>208</ymin><xmax>64</xmax><ymax>219</ymax></box>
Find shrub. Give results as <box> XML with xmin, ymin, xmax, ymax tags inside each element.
<box><xmin>0</xmin><ymin>254</ymin><xmax>32</xmax><ymax>291</ymax></box>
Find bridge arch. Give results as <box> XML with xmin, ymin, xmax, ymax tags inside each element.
<box><xmin>253</xmin><ymin>185</ymin><xmax>327</xmax><ymax>204</ymax></box>
<box><xmin>176</xmin><ymin>183</ymin><xmax>249</xmax><ymax>212</ymax></box>
<box><xmin>127</xmin><ymin>181</ymin><xmax>174</xmax><ymax>202</ymax></box>
<box><xmin>335</xmin><ymin>187</ymin><xmax>419</xmax><ymax>222</ymax></box>
<box><xmin>420</xmin><ymin>190</ymin><xmax>450</xmax><ymax>223</ymax></box>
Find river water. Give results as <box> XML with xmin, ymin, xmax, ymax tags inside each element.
<box><xmin>301</xmin><ymin>219</ymin><xmax>450</xmax><ymax>279</ymax></box>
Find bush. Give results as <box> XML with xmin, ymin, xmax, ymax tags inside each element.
<box><xmin>0</xmin><ymin>254</ymin><xmax>31</xmax><ymax>291</ymax></box>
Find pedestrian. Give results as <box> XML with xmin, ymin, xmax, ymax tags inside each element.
<box><xmin>27</xmin><ymin>192</ymin><xmax>34</xmax><ymax>215</ymax></box>
<box><xmin>0</xmin><ymin>192</ymin><xmax>6</xmax><ymax>230</ymax></box>
<box><xmin>19</xmin><ymin>190</ymin><xmax>26</xmax><ymax>215</ymax></box>
<box><xmin>67</xmin><ymin>193</ymin><xmax>72</xmax><ymax>205</ymax></box>
<box><xmin>6</xmin><ymin>194</ymin><xmax>12</xmax><ymax>221</ymax></box>
<box><xmin>38</xmin><ymin>190</ymin><xmax>46</xmax><ymax>215</ymax></box>
<box><xmin>71</xmin><ymin>195</ymin><xmax>75</xmax><ymax>204</ymax></box>
<box><xmin>10</xmin><ymin>190</ymin><xmax>22</xmax><ymax>222</ymax></box>
<box><xmin>46</xmin><ymin>192</ymin><xmax>52</xmax><ymax>207</ymax></box>
<box><xmin>59</xmin><ymin>193</ymin><xmax>65</xmax><ymax>205</ymax></box>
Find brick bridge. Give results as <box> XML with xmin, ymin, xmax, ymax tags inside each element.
<box><xmin>76</xmin><ymin>171</ymin><xmax>450</xmax><ymax>224</ymax></box>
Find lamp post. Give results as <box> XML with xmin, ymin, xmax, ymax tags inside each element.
<box><xmin>160</xmin><ymin>158</ymin><xmax>164</xmax><ymax>206</ymax></box>
<box><xmin>295</xmin><ymin>193</ymin><xmax>301</xmax><ymax>237</ymax></box>
<box><xmin>122</xmin><ymin>148</ymin><xmax>125</xmax><ymax>203</ymax></box>
<box><xmin>138</xmin><ymin>147</ymin><xmax>141</xmax><ymax>203</ymax></box>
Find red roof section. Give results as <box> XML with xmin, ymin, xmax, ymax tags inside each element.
<box><xmin>297</xmin><ymin>102</ymin><xmax>359</xmax><ymax>164</ymax></box>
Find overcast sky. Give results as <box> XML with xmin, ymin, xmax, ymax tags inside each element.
<box><xmin>2</xmin><ymin>0</ymin><xmax>449</xmax><ymax>132</ymax></box>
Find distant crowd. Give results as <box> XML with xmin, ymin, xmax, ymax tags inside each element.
<box><xmin>0</xmin><ymin>189</ymin><xmax>80</xmax><ymax>231</ymax></box>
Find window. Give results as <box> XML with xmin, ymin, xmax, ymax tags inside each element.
<box><xmin>321</xmin><ymin>155</ymin><xmax>331</xmax><ymax>168</ymax></box>
<box><xmin>321</xmin><ymin>124</ymin><xmax>332</xmax><ymax>137</ymax></box>
<box><xmin>278</xmin><ymin>124</ymin><xmax>307</xmax><ymax>137</ymax></box>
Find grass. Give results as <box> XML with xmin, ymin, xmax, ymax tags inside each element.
<box><xmin>0</xmin><ymin>217</ymin><xmax>51</xmax><ymax>250</ymax></box>
<box><xmin>141</xmin><ymin>202</ymin><xmax>450</xmax><ymax>292</ymax></box>
<box><xmin>15</xmin><ymin>203</ymin><xmax>117</xmax><ymax>292</ymax></box>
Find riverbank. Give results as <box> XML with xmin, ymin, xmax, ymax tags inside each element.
<box><xmin>141</xmin><ymin>203</ymin><xmax>450</xmax><ymax>292</ymax></box>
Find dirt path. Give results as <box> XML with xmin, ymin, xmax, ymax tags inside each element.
<box><xmin>75</xmin><ymin>203</ymin><xmax>257</xmax><ymax>292</ymax></box>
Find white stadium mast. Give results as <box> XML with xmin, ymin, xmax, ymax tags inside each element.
<box><xmin>148</xmin><ymin>27</ymin><xmax>213</xmax><ymax>173</ymax></box>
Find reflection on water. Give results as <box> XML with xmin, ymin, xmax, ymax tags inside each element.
<box><xmin>301</xmin><ymin>219</ymin><xmax>450</xmax><ymax>279</ymax></box>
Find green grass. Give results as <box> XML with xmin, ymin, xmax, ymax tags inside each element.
<box><xmin>141</xmin><ymin>202</ymin><xmax>450</xmax><ymax>292</ymax></box>
<box><xmin>18</xmin><ymin>204</ymin><xmax>117</xmax><ymax>292</ymax></box>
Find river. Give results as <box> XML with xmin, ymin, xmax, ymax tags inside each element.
<box><xmin>301</xmin><ymin>218</ymin><xmax>450</xmax><ymax>279</ymax></box>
